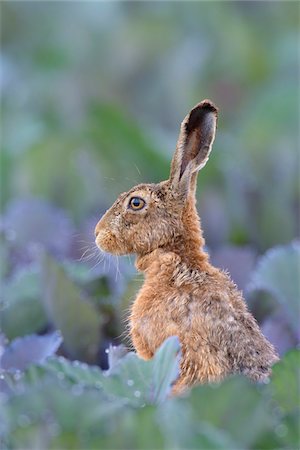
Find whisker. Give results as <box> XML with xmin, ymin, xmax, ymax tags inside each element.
<box><xmin>134</xmin><ymin>163</ymin><xmax>141</xmax><ymax>176</ymax></box>
<box><xmin>89</xmin><ymin>253</ymin><xmax>105</xmax><ymax>272</ymax></box>
<box><xmin>117</xmin><ymin>256</ymin><xmax>122</xmax><ymax>281</ymax></box>
<box><xmin>125</xmin><ymin>177</ymin><xmax>139</xmax><ymax>185</ymax></box>
<box><xmin>76</xmin><ymin>247</ymin><xmax>94</xmax><ymax>262</ymax></box>
<box><xmin>76</xmin><ymin>239</ymin><xmax>96</xmax><ymax>246</ymax></box>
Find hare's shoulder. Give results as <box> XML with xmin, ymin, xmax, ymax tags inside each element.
<box><xmin>189</xmin><ymin>270</ymin><xmax>250</xmax><ymax>323</ymax></box>
<box><xmin>172</xmin><ymin>261</ymin><xmax>242</xmax><ymax>303</ymax></box>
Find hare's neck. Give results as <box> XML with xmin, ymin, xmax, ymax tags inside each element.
<box><xmin>136</xmin><ymin>196</ymin><xmax>209</xmax><ymax>272</ymax></box>
<box><xmin>175</xmin><ymin>195</ymin><xmax>209</xmax><ymax>267</ymax></box>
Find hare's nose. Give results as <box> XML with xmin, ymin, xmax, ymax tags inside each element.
<box><xmin>94</xmin><ymin>229</ymin><xmax>100</xmax><ymax>238</ymax></box>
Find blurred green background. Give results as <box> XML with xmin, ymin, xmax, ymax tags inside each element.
<box><xmin>1</xmin><ymin>2</ymin><xmax>299</xmax><ymax>449</ymax></box>
<box><xmin>2</xmin><ymin>1</ymin><xmax>299</xmax><ymax>247</ymax></box>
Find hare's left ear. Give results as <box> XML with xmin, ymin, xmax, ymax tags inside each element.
<box><xmin>169</xmin><ymin>100</ymin><xmax>218</xmax><ymax>197</ymax></box>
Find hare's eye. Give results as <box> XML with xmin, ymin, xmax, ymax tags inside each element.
<box><xmin>129</xmin><ymin>197</ymin><xmax>145</xmax><ymax>211</ymax></box>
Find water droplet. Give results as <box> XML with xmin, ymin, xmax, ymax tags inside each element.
<box><xmin>275</xmin><ymin>423</ymin><xmax>288</xmax><ymax>437</ymax></box>
<box><xmin>272</xmin><ymin>405</ymin><xmax>283</xmax><ymax>417</ymax></box>
<box><xmin>95</xmin><ymin>381</ymin><xmax>102</xmax><ymax>389</ymax></box>
<box><xmin>263</xmin><ymin>377</ymin><xmax>270</xmax><ymax>385</ymax></box>
<box><xmin>17</xmin><ymin>414</ymin><xmax>31</xmax><ymax>427</ymax></box>
<box><xmin>73</xmin><ymin>360</ymin><xmax>80</xmax><ymax>367</ymax></box>
<box><xmin>105</xmin><ymin>348</ymin><xmax>109</xmax><ymax>354</ymax></box>
<box><xmin>13</xmin><ymin>371</ymin><xmax>22</xmax><ymax>381</ymax></box>
<box><xmin>57</xmin><ymin>372</ymin><xmax>65</xmax><ymax>380</ymax></box>
<box><xmin>71</xmin><ymin>384</ymin><xmax>84</xmax><ymax>396</ymax></box>
<box><xmin>134</xmin><ymin>390</ymin><xmax>141</xmax><ymax>398</ymax></box>
<box><xmin>127</xmin><ymin>379</ymin><xmax>134</xmax><ymax>386</ymax></box>
<box><xmin>0</xmin><ymin>373</ymin><xmax>5</xmax><ymax>380</ymax></box>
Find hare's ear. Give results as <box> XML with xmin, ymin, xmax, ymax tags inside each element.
<box><xmin>169</xmin><ymin>100</ymin><xmax>218</xmax><ymax>197</ymax></box>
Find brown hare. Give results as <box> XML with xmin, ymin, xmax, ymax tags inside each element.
<box><xmin>95</xmin><ymin>100</ymin><xmax>279</xmax><ymax>394</ymax></box>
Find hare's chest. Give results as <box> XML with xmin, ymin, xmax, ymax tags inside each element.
<box><xmin>130</xmin><ymin>290</ymin><xmax>178</xmax><ymax>354</ymax></box>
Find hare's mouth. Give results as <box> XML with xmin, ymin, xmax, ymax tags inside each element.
<box><xmin>95</xmin><ymin>229</ymin><xmax>127</xmax><ymax>255</ymax></box>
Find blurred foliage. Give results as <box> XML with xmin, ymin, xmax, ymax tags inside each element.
<box><xmin>41</xmin><ymin>253</ymin><xmax>103</xmax><ymax>363</ymax></box>
<box><xmin>1</xmin><ymin>335</ymin><xmax>299</xmax><ymax>449</ymax></box>
<box><xmin>1</xmin><ymin>1</ymin><xmax>299</xmax><ymax>247</ymax></box>
<box><xmin>248</xmin><ymin>242</ymin><xmax>300</xmax><ymax>337</ymax></box>
<box><xmin>1</xmin><ymin>2</ymin><xmax>299</xmax><ymax>449</ymax></box>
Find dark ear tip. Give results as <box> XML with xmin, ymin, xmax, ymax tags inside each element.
<box><xmin>194</xmin><ymin>99</ymin><xmax>218</xmax><ymax>116</ymax></box>
<box><xmin>185</xmin><ymin>99</ymin><xmax>218</xmax><ymax>133</ymax></box>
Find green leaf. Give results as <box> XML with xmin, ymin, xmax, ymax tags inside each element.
<box><xmin>278</xmin><ymin>411</ymin><xmax>300</xmax><ymax>450</ymax></box>
<box><xmin>3</xmin><ymin>375</ymin><xmax>166</xmax><ymax>450</ymax></box>
<box><xmin>270</xmin><ymin>349</ymin><xmax>300</xmax><ymax>415</ymax></box>
<box><xmin>150</xmin><ymin>336</ymin><xmax>181</xmax><ymax>404</ymax></box>
<box><xmin>101</xmin><ymin>351</ymin><xmax>152</xmax><ymax>406</ymax></box>
<box><xmin>41</xmin><ymin>253</ymin><xmax>102</xmax><ymax>362</ymax></box>
<box><xmin>1</xmin><ymin>265</ymin><xmax>47</xmax><ymax>340</ymax></box>
<box><xmin>0</xmin><ymin>237</ymin><xmax>10</xmax><ymax>280</ymax></box>
<box><xmin>192</xmin><ymin>423</ymin><xmax>238</xmax><ymax>449</ymax></box>
<box><xmin>3</xmin><ymin>378</ymin><xmax>127</xmax><ymax>449</ymax></box>
<box><xmin>24</xmin><ymin>356</ymin><xmax>104</xmax><ymax>389</ymax></box>
<box><xmin>104</xmin><ymin>336</ymin><xmax>180</xmax><ymax>406</ymax></box>
<box><xmin>1</xmin><ymin>332</ymin><xmax>62</xmax><ymax>370</ymax></box>
<box><xmin>247</xmin><ymin>242</ymin><xmax>300</xmax><ymax>334</ymax></box>
<box><xmin>158</xmin><ymin>399</ymin><xmax>237</xmax><ymax>449</ymax></box>
<box><xmin>187</xmin><ymin>376</ymin><xmax>275</xmax><ymax>449</ymax></box>
<box><xmin>23</xmin><ymin>337</ymin><xmax>180</xmax><ymax>408</ymax></box>
<box><xmin>87</xmin><ymin>103</ymin><xmax>169</xmax><ymax>187</ymax></box>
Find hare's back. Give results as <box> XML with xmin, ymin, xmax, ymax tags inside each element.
<box><xmin>185</xmin><ymin>277</ymin><xmax>278</xmax><ymax>376</ymax></box>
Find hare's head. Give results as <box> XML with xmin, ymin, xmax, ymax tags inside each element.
<box><xmin>95</xmin><ymin>100</ymin><xmax>218</xmax><ymax>256</ymax></box>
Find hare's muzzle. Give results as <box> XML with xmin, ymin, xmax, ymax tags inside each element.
<box><xmin>94</xmin><ymin>220</ymin><xmax>124</xmax><ymax>254</ymax></box>
<box><xmin>95</xmin><ymin>228</ymin><xmax>109</xmax><ymax>252</ymax></box>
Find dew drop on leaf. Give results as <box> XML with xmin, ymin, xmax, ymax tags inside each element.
<box><xmin>271</xmin><ymin>405</ymin><xmax>284</xmax><ymax>418</ymax></box>
<box><xmin>13</xmin><ymin>370</ymin><xmax>22</xmax><ymax>381</ymax></box>
<box><xmin>71</xmin><ymin>384</ymin><xmax>84</xmax><ymax>396</ymax></box>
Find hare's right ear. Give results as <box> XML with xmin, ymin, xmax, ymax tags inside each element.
<box><xmin>169</xmin><ymin>100</ymin><xmax>218</xmax><ymax>197</ymax></box>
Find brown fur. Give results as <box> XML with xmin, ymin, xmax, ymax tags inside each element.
<box><xmin>95</xmin><ymin>100</ymin><xmax>279</xmax><ymax>393</ymax></box>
